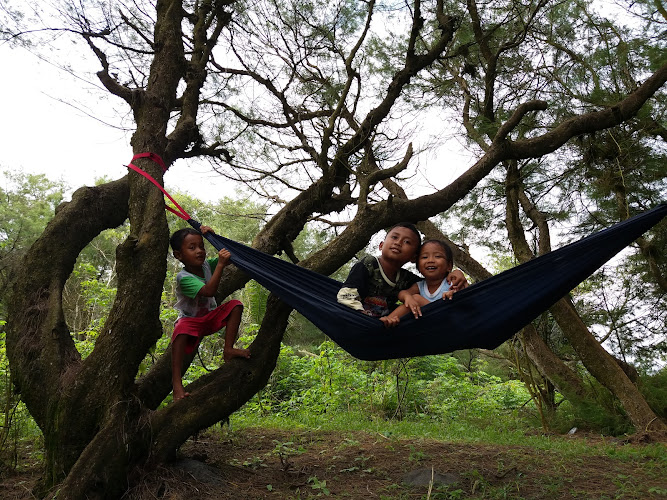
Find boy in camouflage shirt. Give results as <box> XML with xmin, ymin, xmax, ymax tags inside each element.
<box><xmin>337</xmin><ymin>223</ymin><xmax>421</xmax><ymax>327</ymax></box>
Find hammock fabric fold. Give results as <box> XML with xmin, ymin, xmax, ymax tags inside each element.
<box><xmin>189</xmin><ymin>204</ymin><xmax>666</xmax><ymax>361</ymax></box>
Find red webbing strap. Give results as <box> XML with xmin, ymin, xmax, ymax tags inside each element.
<box><xmin>127</xmin><ymin>153</ymin><xmax>191</xmax><ymax>221</ymax></box>
<box><xmin>131</xmin><ymin>152</ymin><xmax>167</xmax><ymax>172</ymax></box>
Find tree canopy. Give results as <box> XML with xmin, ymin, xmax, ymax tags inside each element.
<box><xmin>2</xmin><ymin>0</ymin><xmax>665</xmax><ymax>497</ymax></box>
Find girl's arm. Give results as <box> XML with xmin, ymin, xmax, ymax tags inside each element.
<box><xmin>398</xmin><ymin>284</ymin><xmax>424</xmax><ymax>318</ymax></box>
<box><xmin>382</xmin><ymin>292</ymin><xmax>430</xmax><ymax>326</ymax></box>
<box><xmin>397</xmin><ymin>283</ymin><xmax>420</xmax><ymax>302</ymax></box>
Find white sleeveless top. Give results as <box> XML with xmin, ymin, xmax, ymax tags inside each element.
<box><xmin>417</xmin><ymin>279</ymin><xmax>451</xmax><ymax>303</ymax></box>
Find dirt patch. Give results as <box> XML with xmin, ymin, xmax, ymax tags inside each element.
<box><xmin>2</xmin><ymin>427</ymin><xmax>665</xmax><ymax>499</ymax></box>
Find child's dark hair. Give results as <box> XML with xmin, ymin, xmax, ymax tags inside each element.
<box><xmin>170</xmin><ymin>227</ymin><xmax>202</xmax><ymax>252</ymax></box>
<box><xmin>420</xmin><ymin>239</ymin><xmax>453</xmax><ymax>264</ymax></box>
<box><xmin>387</xmin><ymin>222</ymin><xmax>422</xmax><ymax>247</ymax></box>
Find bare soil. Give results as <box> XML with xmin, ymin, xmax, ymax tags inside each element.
<box><xmin>2</xmin><ymin>427</ymin><xmax>665</xmax><ymax>499</ymax></box>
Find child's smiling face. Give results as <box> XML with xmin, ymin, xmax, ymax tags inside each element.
<box><xmin>379</xmin><ymin>226</ymin><xmax>420</xmax><ymax>265</ymax></box>
<box><xmin>417</xmin><ymin>241</ymin><xmax>452</xmax><ymax>280</ymax></box>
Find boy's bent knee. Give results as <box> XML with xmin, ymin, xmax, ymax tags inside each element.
<box><xmin>172</xmin><ymin>334</ymin><xmax>189</xmax><ymax>349</ymax></box>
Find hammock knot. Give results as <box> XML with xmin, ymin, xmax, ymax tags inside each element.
<box><xmin>130</xmin><ymin>152</ymin><xmax>167</xmax><ymax>172</ymax></box>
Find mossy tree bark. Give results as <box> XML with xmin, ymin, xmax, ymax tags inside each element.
<box><xmin>5</xmin><ymin>0</ymin><xmax>667</xmax><ymax>498</ymax></box>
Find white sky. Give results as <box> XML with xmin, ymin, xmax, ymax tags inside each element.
<box><xmin>0</xmin><ymin>0</ymin><xmax>632</xmax><ymax>206</ymax></box>
<box><xmin>0</xmin><ymin>44</ymin><xmax>253</xmax><ymax>201</ymax></box>
<box><xmin>0</xmin><ymin>0</ymin><xmax>640</xmax><ymax>204</ymax></box>
<box><xmin>1</xmin><ymin>45</ymin><xmax>124</xmax><ymax>178</ymax></box>
<box><xmin>0</xmin><ymin>38</ymin><xmax>475</xmax><ymax>204</ymax></box>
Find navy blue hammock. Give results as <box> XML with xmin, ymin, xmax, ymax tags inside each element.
<box><xmin>127</xmin><ymin>156</ymin><xmax>666</xmax><ymax>361</ymax></box>
<box><xmin>188</xmin><ymin>205</ymin><xmax>666</xmax><ymax>361</ymax></box>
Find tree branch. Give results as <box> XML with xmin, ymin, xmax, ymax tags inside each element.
<box><xmin>506</xmin><ymin>60</ymin><xmax>667</xmax><ymax>158</ymax></box>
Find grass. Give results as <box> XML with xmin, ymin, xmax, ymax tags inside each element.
<box><xmin>231</xmin><ymin>409</ymin><xmax>665</xmax><ymax>461</ymax></box>
<box><xmin>3</xmin><ymin>408</ymin><xmax>665</xmax><ymax>499</ymax></box>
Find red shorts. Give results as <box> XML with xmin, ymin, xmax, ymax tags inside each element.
<box><xmin>172</xmin><ymin>300</ymin><xmax>243</xmax><ymax>354</ymax></box>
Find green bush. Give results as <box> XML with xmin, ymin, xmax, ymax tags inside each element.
<box><xmin>239</xmin><ymin>341</ymin><xmax>536</xmax><ymax>426</ymax></box>
<box><xmin>640</xmin><ymin>368</ymin><xmax>667</xmax><ymax>419</ymax></box>
<box><xmin>1</xmin><ymin>324</ymin><xmax>43</xmax><ymax>470</ymax></box>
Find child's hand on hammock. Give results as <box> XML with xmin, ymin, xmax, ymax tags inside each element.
<box><xmin>217</xmin><ymin>248</ymin><xmax>231</xmax><ymax>267</ymax></box>
<box><xmin>402</xmin><ymin>295</ymin><xmax>423</xmax><ymax>319</ymax></box>
<box><xmin>379</xmin><ymin>315</ymin><xmax>401</xmax><ymax>328</ymax></box>
<box><xmin>200</xmin><ymin>225</ymin><xmax>215</xmax><ymax>235</ymax></box>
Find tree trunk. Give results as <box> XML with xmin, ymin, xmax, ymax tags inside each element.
<box><xmin>52</xmin><ymin>294</ymin><xmax>291</xmax><ymax>499</ymax></box>
<box><xmin>549</xmin><ymin>298</ymin><xmax>666</xmax><ymax>432</ymax></box>
<box><xmin>394</xmin><ymin>164</ymin><xmax>662</xmax><ymax>434</ymax></box>
<box><xmin>505</xmin><ymin>162</ymin><xmax>666</xmax><ymax>434</ymax></box>
<box><xmin>6</xmin><ymin>2</ymin><xmax>667</xmax><ymax>497</ymax></box>
<box><xmin>419</xmin><ymin>205</ymin><xmax>596</xmax><ymax>420</ymax></box>
<box><xmin>519</xmin><ymin>324</ymin><xmax>591</xmax><ymax>405</ymax></box>
<box><xmin>6</xmin><ymin>180</ymin><xmax>130</xmax><ymax>491</ymax></box>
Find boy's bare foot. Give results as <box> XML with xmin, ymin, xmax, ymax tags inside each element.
<box><xmin>224</xmin><ymin>347</ymin><xmax>251</xmax><ymax>362</ymax></box>
<box><xmin>173</xmin><ymin>387</ymin><xmax>190</xmax><ymax>400</ymax></box>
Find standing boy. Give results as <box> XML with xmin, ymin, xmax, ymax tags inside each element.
<box><xmin>170</xmin><ymin>226</ymin><xmax>250</xmax><ymax>400</ymax></box>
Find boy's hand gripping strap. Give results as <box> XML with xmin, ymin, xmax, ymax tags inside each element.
<box><xmin>126</xmin><ymin>153</ymin><xmax>192</xmax><ymax>221</ymax></box>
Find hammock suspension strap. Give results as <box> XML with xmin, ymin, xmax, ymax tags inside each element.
<box><xmin>126</xmin><ymin>153</ymin><xmax>191</xmax><ymax>221</ymax></box>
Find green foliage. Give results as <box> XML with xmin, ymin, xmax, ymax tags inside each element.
<box><xmin>242</xmin><ymin>280</ymin><xmax>270</xmax><ymax>325</ymax></box>
<box><xmin>0</xmin><ymin>173</ymin><xmax>67</xmax><ymax>468</ymax></box>
<box><xmin>240</xmin><ymin>340</ymin><xmax>534</xmax><ymax>427</ymax></box>
<box><xmin>65</xmin><ymin>262</ymin><xmax>117</xmax><ymax>339</ymax></box>
<box><xmin>307</xmin><ymin>475</ymin><xmax>330</xmax><ymax>496</ymax></box>
<box><xmin>0</xmin><ymin>171</ymin><xmax>66</xmax><ymax>249</ymax></box>
<box><xmin>549</xmin><ymin>381</ymin><xmax>635</xmax><ymax>436</ymax></box>
<box><xmin>0</xmin><ymin>171</ymin><xmax>68</xmax><ymax>318</ymax></box>
<box><xmin>0</xmin><ymin>322</ymin><xmax>42</xmax><ymax>470</ymax></box>
<box><xmin>423</xmin><ymin>359</ymin><xmax>530</xmax><ymax>423</ymax></box>
<box><xmin>245</xmin><ymin>342</ymin><xmax>366</xmax><ymax>417</ymax></box>
<box><xmin>427</xmin><ymin>0</ymin><xmax>666</xmax><ymax>400</ymax></box>
<box><xmin>1</xmin><ymin>168</ymin><xmax>663</xmax><ymax>478</ymax></box>
<box><xmin>3</xmin><ymin>2</ymin><xmax>666</xmax><ymax>493</ymax></box>
<box><xmin>639</xmin><ymin>368</ymin><xmax>667</xmax><ymax>420</ymax></box>
<box><xmin>272</xmin><ymin>439</ymin><xmax>306</xmax><ymax>470</ymax></box>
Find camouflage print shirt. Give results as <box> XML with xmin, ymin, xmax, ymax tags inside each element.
<box><xmin>339</xmin><ymin>255</ymin><xmax>420</xmax><ymax>317</ymax></box>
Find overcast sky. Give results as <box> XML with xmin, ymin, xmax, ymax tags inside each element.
<box><xmin>0</xmin><ymin>43</ymin><xmax>259</xmax><ymax>202</ymax></box>
<box><xmin>1</xmin><ymin>34</ymin><xmax>478</xmax><ymax>207</ymax></box>
<box><xmin>1</xmin><ymin>46</ymin><xmax>123</xmax><ymax>186</ymax></box>
<box><xmin>0</xmin><ymin>0</ymin><xmax>632</xmax><ymax>208</ymax></box>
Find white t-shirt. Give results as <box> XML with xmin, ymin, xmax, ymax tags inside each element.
<box><xmin>173</xmin><ymin>258</ymin><xmax>218</xmax><ymax>319</ymax></box>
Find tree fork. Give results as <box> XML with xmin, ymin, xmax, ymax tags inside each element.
<box><xmin>7</xmin><ymin>181</ymin><xmax>130</xmax><ymax>486</ymax></box>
